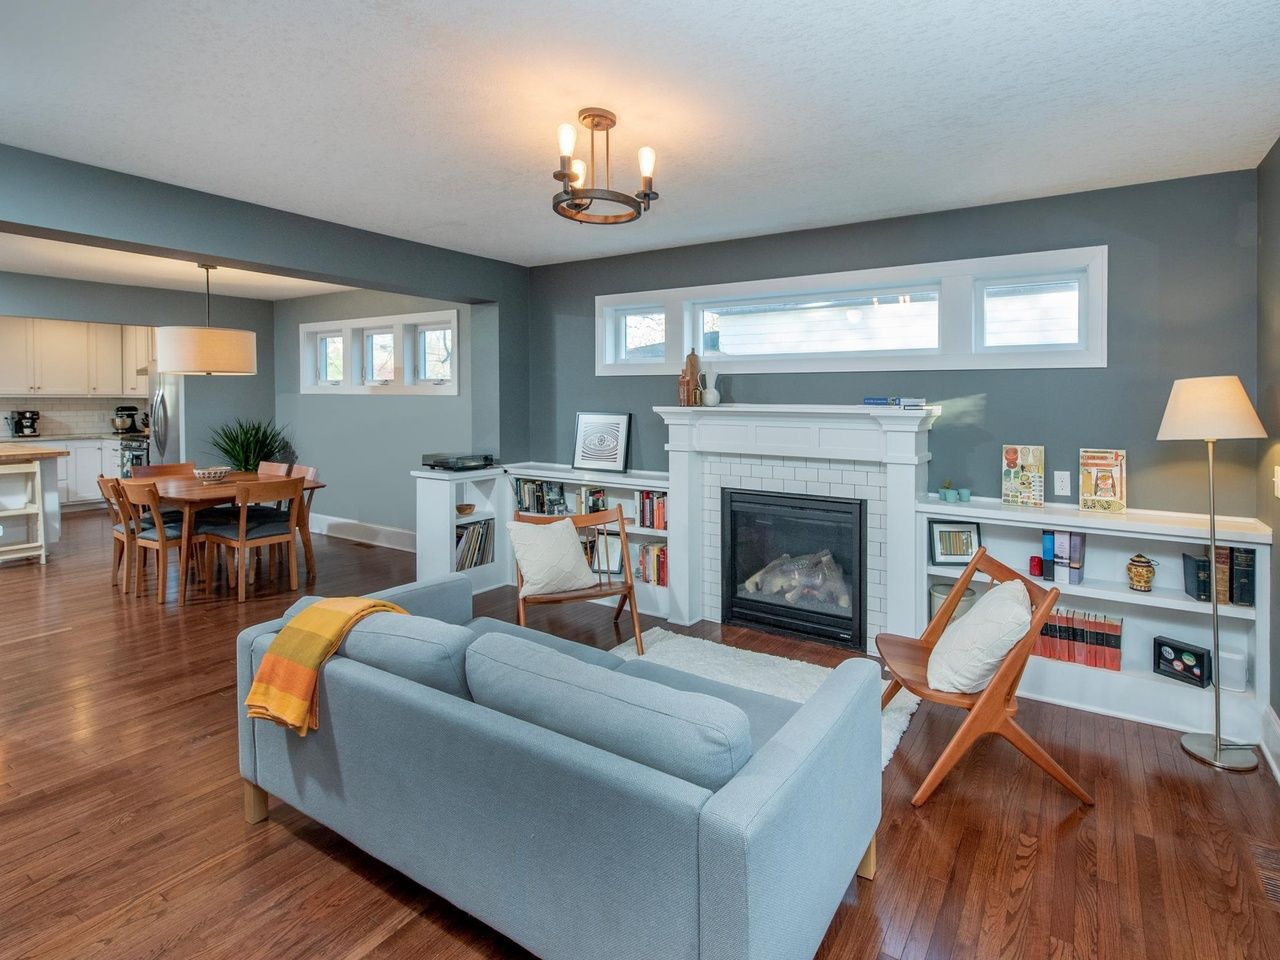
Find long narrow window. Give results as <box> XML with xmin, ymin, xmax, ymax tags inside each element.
<box><xmin>299</xmin><ymin>310</ymin><xmax>460</xmax><ymax>395</ymax></box>
<box><xmin>595</xmin><ymin>246</ymin><xmax>1106</xmax><ymax>374</ymax></box>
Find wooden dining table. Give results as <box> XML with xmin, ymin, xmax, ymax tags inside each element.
<box><xmin>121</xmin><ymin>471</ymin><xmax>326</xmax><ymax>605</ymax></box>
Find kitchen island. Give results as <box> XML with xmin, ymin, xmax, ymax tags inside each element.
<box><xmin>0</xmin><ymin>443</ymin><xmax>69</xmax><ymax>553</ymax></box>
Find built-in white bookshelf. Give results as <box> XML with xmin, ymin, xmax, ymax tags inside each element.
<box><xmin>916</xmin><ymin>496</ymin><xmax>1271</xmax><ymax>742</ymax></box>
<box><xmin>412</xmin><ymin>462</ymin><xmax>672</xmax><ymax>617</ymax></box>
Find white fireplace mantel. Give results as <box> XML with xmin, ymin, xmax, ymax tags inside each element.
<box><xmin>654</xmin><ymin>404</ymin><xmax>938</xmax><ymax>645</ymax></box>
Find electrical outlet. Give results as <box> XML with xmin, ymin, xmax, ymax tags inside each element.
<box><xmin>1053</xmin><ymin>471</ymin><xmax>1071</xmax><ymax>496</ymax></box>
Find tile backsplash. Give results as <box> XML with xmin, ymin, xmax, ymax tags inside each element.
<box><xmin>1</xmin><ymin>397</ymin><xmax>141</xmax><ymax>437</ymax></box>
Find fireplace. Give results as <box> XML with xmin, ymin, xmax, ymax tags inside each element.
<box><xmin>721</xmin><ymin>489</ymin><xmax>867</xmax><ymax>649</ymax></box>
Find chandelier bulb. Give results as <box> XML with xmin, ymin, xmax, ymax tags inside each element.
<box><xmin>638</xmin><ymin>146</ymin><xmax>656</xmax><ymax>179</ymax></box>
<box><xmin>570</xmin><ymin>158</ymin><xmax>587</xmax><ymax>188</ymax></box>
<box><xmin>557</xmin><ymin>123</ymin><xmax>577</xmax><ymax>159</ymax></box>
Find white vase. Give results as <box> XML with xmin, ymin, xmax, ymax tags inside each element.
<box><xmin>701</xmin><ymin>369</ymin><xmax>720</xmax><ymax>406</ymax></box>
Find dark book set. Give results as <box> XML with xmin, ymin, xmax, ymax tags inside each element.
<box><xmin>1033</xmin><ymin>609</ymin><xmax>1122</xmax><ymax>671</ymax></box>
<box><xmin>1181</xmin><ymin>546</ymin><xmax>1255</xmax><ymax>606</ymax></box>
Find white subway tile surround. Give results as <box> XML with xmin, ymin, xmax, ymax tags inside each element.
<box><xmin>655</xmin><ymin>404</ymin><xmax>938</xmax><ymax>653</ymax></box>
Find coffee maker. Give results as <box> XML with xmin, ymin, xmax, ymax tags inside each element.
<box><xmin>6</xmin><ymin>410</ymin><xmax>39</xmax><ymax>437</ymax></box>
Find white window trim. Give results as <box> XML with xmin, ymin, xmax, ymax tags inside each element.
<box><xmin>595</xmin><ymin>246</ymin><xmax>1107</xmax><ymax>375</ymax></box>
<box><xmin>299</xmin><ymin>310</ymin><xmax>459</xmax><ymax>395</ymax></box>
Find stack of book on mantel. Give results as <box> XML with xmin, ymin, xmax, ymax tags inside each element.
<box><xmin>863</xmin><ymin>396</ymin><xmax>929</xmax><ymax>411</ymax></box>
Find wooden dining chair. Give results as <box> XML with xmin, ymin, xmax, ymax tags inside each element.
<box><xmin>512</xmin><ymin>505</ymin><xmax>645</xmax><ymax>655</ymax></box>
<box><xmin>201</xmin><ymin>477</ymin><xmax>304</xmax><ymax>602</ymax></box>
<box><xmin>97</xmin><ymin>475</ymin><xmax>133</xmax><ymax>591</ymax></box>
<box><xmin>256</xmin><ymin>461</ymin><xmax>291</xmax><ymax>476</ymax></box>
<box><xmin>119</xmin><ymin>481</ymin><xmax>204</xmax><ymax>604</ymax></box>
<box><xmin>130</xmin><ymin>462</ymin><xmax>196</xmax><ymax>478</ymax></box>
<box><xmin>877</xmin><ymin>547</ymin><xmax>1093</xmax><ymax>807</ymax></box>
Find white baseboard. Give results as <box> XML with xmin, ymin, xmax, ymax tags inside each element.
<box><xmin>1262</xmin><ymin>706</ymin><xmax>1280</xmax><ymax>786</ymax></box>
<box><xmin>308</xmin><ymin>513</ymin><xmax>416</xmax><ymax>553</ymax></box>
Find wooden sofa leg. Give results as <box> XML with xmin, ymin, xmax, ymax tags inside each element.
<box><xmin>856</xmin><ymin>836</ymin><xmax>877</xmax><ymax>881</ymax></box>
<box><xmin>244</xmin><ymin>781</ymin><xmax>269</xmax><ymax>823</ymax></box>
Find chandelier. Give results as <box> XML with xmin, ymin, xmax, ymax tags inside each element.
<box><xmin>154</xmin><ymin>264</ymin><xmax>257</xmax><ymax>376</ymax></box>
<box><xmin>552</xmin><ymin>107</ymin><xmax>658</xmax><ymax>224</ymax></box>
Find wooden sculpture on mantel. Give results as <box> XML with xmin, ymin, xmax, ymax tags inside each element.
<box><xmin>677</xmin><ymin>349</ymin><xmax>702</xmax><ymax>406</ymax></box>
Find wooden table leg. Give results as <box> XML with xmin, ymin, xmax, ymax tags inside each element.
<box><xmin>178</xmin><ymin>503</ymin><xmax>194</xmax><ymax>606</ymax></box>
<box><xmin>298</xmin><ymin>498</ymin><xmax>316</xmax><ymax>583</ymax></box>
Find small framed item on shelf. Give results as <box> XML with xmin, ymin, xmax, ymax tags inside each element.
<box><xmin>929</xmin><ymin>520</ymin><xmax>982</xmax><ymax>565</ymax></box>
<box><xmin>1000</xmin><ymin>444</ymin><xmax>1044</xmax><ymax>507</ymax></box>
<box><xmin>1079</xmin><ymin>448</ymin><xmax>1126</xmax><ymax>513</ymax></box>
<box><xmin>585</xmin><ymin>533</ymin><xmax>626</xmax><ymax>575</ymax></box>
<box><xmin>573</xmin><ymin>412</ymin><xmax>632</xmax><ymax>473</ymax></box>
<box><xmin>1153</xmin><ymin>635</ymin><xmax>1211</xmax><ymax>688</ymax></box>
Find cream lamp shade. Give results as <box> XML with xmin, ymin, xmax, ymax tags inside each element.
<box><xmin>154</xmin><ymin>326</ymin><xmax>257</xmax><ymax>376</ymax></box>
<box><xmin>1156</xmin><ymin>375</ymin><xmax>1265</xmax><ymax>442</ymax></box>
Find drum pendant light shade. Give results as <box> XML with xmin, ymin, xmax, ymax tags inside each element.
<box><xmin>155</xmin><ymin>326</ymin><xmax>257</xmax><ymax>375</ymax></box>
<box><xmin>154</xmin><ymin>262</ymin><xmax>257</xmax><ymax>375</ymax></box>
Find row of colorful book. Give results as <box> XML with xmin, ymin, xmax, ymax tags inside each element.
<box><xmin>636</xmin><ymin>543</ymin><xmax>668</xmax><ymax>586</ymax></box>
<box><xmin>512</xmin><ymin>478</ymin><xmax>569</xmax><ymax>515</ymax></box>
<box><xmin>634</xmin><ymin>490</ymin><xmax>667</xmax><ymax>529</ymax></box>
<box><xmin>1040</xmin><ymin>530</ymin><xmax>1085</xmax><ymax>584</ymax></box>
<box><xmin>1033</xmin><ymin>608</ymin><xmax>1122</xmax><ymax>671</ymax></box>
<box><xmin>1182</xmin><ymin>546</ymin><xmax>1255</xmax><ymax>606</ymax></box>
<box><xmin>454</xmin><ymin>518</ymin><xmax>495</xmax><ymax>571</ymax></box>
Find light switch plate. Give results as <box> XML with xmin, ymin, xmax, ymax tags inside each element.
<box><xmin>1054</xmin><ymin>471</ymin><xmax>1071</xmax><ymax>496</ymax></box>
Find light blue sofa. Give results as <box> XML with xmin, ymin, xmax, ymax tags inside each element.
<box><xmin>237</xmin><ymin>574</ymin><xmax>881</xmax><ymax>960</ymax></box>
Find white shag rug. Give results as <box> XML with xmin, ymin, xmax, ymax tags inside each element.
<box><xmin>611</xmin><ymin>627</ymin><xmax>919</xmax><ymax>770</ymax></box>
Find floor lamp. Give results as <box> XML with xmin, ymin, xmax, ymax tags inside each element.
<box><xmin>1157</xmin><ymin>375</ymin><xmax>1266</xmax><ymax>771</ymax></box>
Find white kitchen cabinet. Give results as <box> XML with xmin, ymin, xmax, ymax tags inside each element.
<box><xmin>66</xmin><ymin>441</ymin><xmax>104</xmax><ymax>503</ymax></box>
<box><xmin>89</xmin><ymin>323</ymin><xmax>124</xmax><ymax>396</ymax></box>
<box><xmin>34</xmin><ymin>319</ymin><xmax>90</xmax><ymax>396</ymax></box>
<box><xmin>121</xmin><ymin>325</ymin><xmax>152</xmax><ymax>397</ymax></box>
<box><xmin>0</xmin><ymin>317</ymin><xmax>34</xmax><ymax>396</ymax></box>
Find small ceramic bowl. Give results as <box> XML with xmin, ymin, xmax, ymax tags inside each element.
<box><xmin>455</xmin><ymin>503</ymin><xmax>476</xmax><ymax>516</ymax></box>
<box><xmin>194</xmin><ymin>466</ymin><xmax>232</xmax><ymax>484</ymax></box>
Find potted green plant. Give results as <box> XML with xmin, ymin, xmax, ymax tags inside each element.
<box><xmin>209</xmin><ymin>419</ymin><xmax>292</xmax><ymax>472</ymax></box>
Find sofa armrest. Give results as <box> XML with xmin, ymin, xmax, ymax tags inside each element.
<box><xmin>236</xmin><ymin>617</ymin><xmax>286</xmax><ymax>782</ymax></box>
<box><xmin>367</xmin><ymin>574</ymin><xmax>473</xmax><ymax>624</ymax></box>
<box><xmin>698</xmin><ymin>658</ymin><xmax>882</xmax><ymax>960</ymax></box>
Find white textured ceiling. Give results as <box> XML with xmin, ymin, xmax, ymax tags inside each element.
<box><xmin>0</xmin><ymin>0</ymin><xmax>1277</xmax><ymax>267</ymax></box>
<box><xmin>0</xmin><ymin>233</ymin><xmax>354</xmax><ymax>299</ymax></box>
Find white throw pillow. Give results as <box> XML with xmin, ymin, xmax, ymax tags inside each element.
<box><xmin>926</xmin><ymin>579</ymin><xmax>1032</xmax><ymax>694</ymax></box>
<box><xmin>507</xmin><ymin>518</ymin><xmax>599</xmax><ymax>598</ymax></box>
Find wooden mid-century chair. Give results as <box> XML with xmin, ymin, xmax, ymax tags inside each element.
<box><xmin>512</xmin><ymin>505</ymin><xmax>645</xmax><ymax>656</ymax></box>
<box><xmin>97</xmin><ymin>475</ymin><xmax>134</xmax><ymax>591</ymax></box>
<box><xmin>877</xmin><ymin>547</ymin><xmax>1093</xmax><ymax>807</ymax></box>
<box><xmin>202</xmin><ymin>477</ymin><xmax>304</xmax><ymax>603</ymax></box>
<box><xmin>130</xmin><ymin>462</ymin><xmax>195</xmax><ymax>478</ymax></box>
<box><xmin>120</xmin><ymin>481</ymin><xmax>204</xmax><ymax>604</ymax></box>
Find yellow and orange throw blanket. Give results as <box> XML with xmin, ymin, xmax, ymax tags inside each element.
<box><xmin>245</xmin><ymin>597</ymin><xmax>406</xmax><ymax>736</ymax></box>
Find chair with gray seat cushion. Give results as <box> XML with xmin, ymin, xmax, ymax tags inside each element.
<box><xmin>119</xmin><ymin>479</ymin><xmax>204</xmax><ymax>604</ymax></box>
<box><xmin>199</xmin><ymin>476</ymin><xmax>304</xmax><ymax>603</ymax></box>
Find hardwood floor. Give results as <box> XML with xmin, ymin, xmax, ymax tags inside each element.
<box><xmin>3</xmin><ymin>510</ymin><xmax>1279</xmax><ymax>959</ymax></box>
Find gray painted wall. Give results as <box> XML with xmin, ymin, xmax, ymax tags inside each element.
<box><xmin>0</xmin><ymin>269</ymin><xmax>275</xmax><ymax>464</ymax></box>
<box><xmin>0</xmin><ymin>144</ymin><xmax>531</xmax><ymax>462</ymax></box>
<box><xmin>1255</xmin><ymin>138</ymin><xmax>1280</xmax><ymax>712</ymax></box>
<box><xmin>273</xmin><ymin>289</ymin><xmax>473</xmax><ymax>531</ymax></box>
<box><xmin>528</xmin><ymin>172</ymin><xmax>1260</xmax><ymax>515</ymax></box>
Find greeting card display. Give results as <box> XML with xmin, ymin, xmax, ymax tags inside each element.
<box><xmin>1000</xmin><ymin>444</ymin><xmax>1044</xmax><ymax>507</ymax></box>
<box><xmin>1079</xmin><ymin>448</ymin><xmax>1126</xmax><ymax>513</ymax></box>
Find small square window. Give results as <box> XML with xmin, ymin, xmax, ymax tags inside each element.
<box><xmin>317</xmin><ymin>334</ymin><xmax>343</xmax><ymax>384</ymax></box>
<box><xmin>617</xmin><ymin>309</ymin><xmax>666</xmax><ymax>362</ymax></box>
<box><xmin>364</xmin><ymin>330</ymin><xmax>396</xmax><ymax>384</ymax></box>
<box><xmin>418</xmin><ymin>326</ymin><xmax>453</xmax><ymax>382</ymax></box>
<box><xmin>980</xmin><ymin>277</ymin><xmax>1082</xmax><ymax>348</ymax></box>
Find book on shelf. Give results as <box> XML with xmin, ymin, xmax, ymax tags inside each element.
<box><xmin>1041</xmin><ymin>529</ymin><xmax>1087</xmax><ymax>584</ymax></box>
<box><xmin>1041</xmin><ymin>530</ymin><xmax>1055</xmax><ymax>582</ymax></box>
<box><xmin>634</xmin><ymin>542</ymin><xmax>668</xmax><ymax>586</ymax></box>
<box><xmin>1033</xmin><ymin>608</ymin><xmax>1121</xmax><ymax>671</ymax></box>
<box><xmin>862</xmin><ymin>396</ymin><xmax>927</xmax><ymax>407</ymax></box>
<box><xmin>512</xmin><ymin>478</ymin><xmax>568</xmax><ymax>515</ymax></box>
<box><xmin>580</xmin><ymin>487</ymin><xmax>608</xmax><ymax>514</ymax></box>
<box><xmin>1182</xmin><ymin>546</ymin><xmax>1255</xmax><ymax>606</ymax></box>
<box><xmin>632</xmin><ymin>489</ymin><xmax>667</xmax><ymax>530</ymax></box>
<box><xmin>454</xmin><ymin>517</ymin><xmax>495</xmax><ymax>571</ymax></box>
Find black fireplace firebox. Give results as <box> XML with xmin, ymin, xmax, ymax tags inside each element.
<box><xmin>721</xmin><ymin>489</ymin><xmax>867</xmax><ymax>649</ymax></box>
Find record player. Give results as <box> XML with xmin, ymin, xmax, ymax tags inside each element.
<box><xmin>421</xmin><ymin>452</ymin><xmax>497</xmax><ymax>471</ymax></box>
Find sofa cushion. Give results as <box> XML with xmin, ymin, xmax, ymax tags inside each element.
<box><xmin>466</xmin><ymin>633</ymin><xmax>753</xmax><ymax>790</ymax></box>
<box><xmin>614</xmin><ymin>659</ymin><xmax>801</xmax><ymax>751</ymax></box>
<box><xmin>465</xmin><ymin>616</ymin><xmax>624</xmax><ymax>670</ymax></box>
<box><xmin>278</xmin><ymin>598</ymin><xmax>477</xmax><ymax>699</ymax></box>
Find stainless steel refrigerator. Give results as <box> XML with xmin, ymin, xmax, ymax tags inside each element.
<box><xmin>148</xmin><ymin>373</ymin><xmax>185</xmax><ymax>464</ymax></box>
